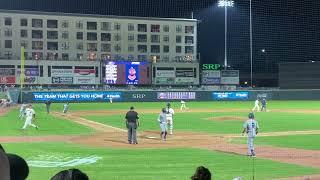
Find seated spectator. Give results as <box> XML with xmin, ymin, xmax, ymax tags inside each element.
<box><xmin>0</xmin><ymin>144</ymin><xmax>29</xmax><ymax>180</ymax></box>
<box><xmin>51</xmin><ymin>168</ymin><xmax>89</xmax><ymax>180</ymax></box>
<box><xmin>0</xmin><ymin>144</ymin><xmax>10</xmax><ymax>180</ymax></box>
<box><xmin>191</xmin><ymin>166</ymin><xmax>212</xmax><ymax>180</ymax></box>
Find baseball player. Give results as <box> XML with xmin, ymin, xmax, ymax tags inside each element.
<box><xmin>165</xmin><ymin>103</ymin><xmax>175</xmax><ymax>135</ymax></box>
<box><xmin>158</xmin><ymin>108</ymin><xmax>168</xmax><ymax>141</ymax></box>
<box><xmin>18</xmin><ymin>103</ymin><xmax>27</xmax><ymax>120</ymax></box>
<box><xmin>252</xmin><ymin>99</ymin><xmax>260</xmax><ymax>112</ymax></box>
<box><xmin>180</xmin><ymin>100</ymin><xmax>187</xmax><ymax>111</ymax></box>
<box><xmin>109</xmin><ymin>97</ymin><xmax>113</xmax><ymax>103</ymax></box>
<box><xmin>22</xmin><ymin>104</ymin><xmax>38</xmax><ymax>130</ymax></box>
<box><xmin>260</xmin><ymin>98</ymin><xmax>267</xmax><ymax>112</ymax></box>
<box><xmin>63</xmin><ymin>102</ymin><xmax>69</xmax><ymax>114</ymax></box>
<box><xmin>242</xmin><ymin>113</ymin><xmax>259</xmax><ymax>157</ymax></box>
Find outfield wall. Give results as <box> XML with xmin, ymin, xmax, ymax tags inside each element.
<box><xmin>19</xmin><ymin>89</ymin><xmax>320</xmax><ymax>103</ymax></box>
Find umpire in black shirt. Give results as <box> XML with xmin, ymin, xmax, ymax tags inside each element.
<box><xmin>125</xmin><ymin>106</ymin><xmax>140</xmax><ymax>144</ymax></box>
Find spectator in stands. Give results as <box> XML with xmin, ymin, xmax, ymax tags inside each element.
<box><xmin>50</xmin><ymin>168</ymin><xmax>89</xmax><ymax>180</ymax></box>
<box><xmin>191</xmin><ymin>166</ymin><xmax>212</xmax><ymax>180</ymax></box>
<box><xmin>0</xmin><ymin>144</ymin><xmax>30</xmax><ymax>180</ymax></box>
<box><xmin>0</xmin><ymin>144</ymin><xmax>10</xmax><ymax>180</ymax></box>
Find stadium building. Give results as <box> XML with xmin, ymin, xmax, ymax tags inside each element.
<box><xmin>0</xmin><ymin>10</ymin><xmax>199</xmax><ymax>85</ymax></box>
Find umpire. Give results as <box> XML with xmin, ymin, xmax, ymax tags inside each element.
<box><xmin>125</xmin><ymin>106</ymin><xmax>140</xmax><ymax>144</ymax></box>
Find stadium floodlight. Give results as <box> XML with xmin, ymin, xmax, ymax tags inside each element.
<box><xmin>218</xmin><ymin>0</ymin><xmax>234</xmax><ymax>70</ymax></box>
<box><xmin>218</xmin><ymin>0</ymin><xmax>234</xmax><ymax>7</ymax></box>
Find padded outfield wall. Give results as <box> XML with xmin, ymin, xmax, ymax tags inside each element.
<box><xmin>20</xmin><ymin>90</ymin><xmax>320</xmax><ymax>103</ymax></box>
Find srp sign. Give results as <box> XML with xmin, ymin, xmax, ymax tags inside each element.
<box><xmin>132</xmin><ymin>94</ymin><xmax>146</xmax><ymax>99</ymax></box>
<box><xmin>202</xmin><ymin>64</ymin><xmax>221</xmax><ymax>70</ymax></box>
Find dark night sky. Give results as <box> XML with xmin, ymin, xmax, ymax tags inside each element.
<box><xmin>1</xmin><ymin>0</ymin><xmax>320</xmax><ymax>86</ymax></box>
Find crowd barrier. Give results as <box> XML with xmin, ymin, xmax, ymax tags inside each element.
<box><xmin>18</xmin><ymin>89</ymin><xmax>320</xmax><ymax>103</ymax></box>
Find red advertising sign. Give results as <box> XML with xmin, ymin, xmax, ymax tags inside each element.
<box><xmin>74</xmin><ymin>69</ymin><xmax>95</xmax><ymax>75</ymax></box>
<box><xmin>0</xmin><ymin>76</ymin><xmax>16</xmax><ymax>84</ymax></box>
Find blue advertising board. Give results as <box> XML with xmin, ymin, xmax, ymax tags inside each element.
<box><xmin>212</xmin><ymin>92</ymin><xmax>249</xmax><ymax>100</ymax></box>
<box><xmin>32</xmin><ymin>92</ymin><xmax>122</xmax><ymax>102</ymax></box>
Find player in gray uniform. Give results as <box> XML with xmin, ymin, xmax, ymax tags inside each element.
<box><xmin>242</xmin><ymin>113</ymin><xmax>259</xmax><ymax>157</ymax></box>
<box><xmin>63</xmin><ymin>102</ymin><xmax>69</xmax><ymax>114</ymax></box>
<box><xmin>158</xmin><ymin>108</ymin><xmax>168</xmax><ymax>141</ymax></box>
<box><xmin>19</xmin><ymin>103</ymin><xmax>27</xmax><ymax>120</ymax></box>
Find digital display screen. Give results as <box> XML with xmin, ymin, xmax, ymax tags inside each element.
<box><xmin>157</xmin><ymin>92</ymin><xmax>196</xmax><ymax>100</ymax></box>
<box><xmin>32</xmin><ymin>92</ymin><xmax>122</xmax><ymax>102</ymax></box>
<box><xmin>212</xmin><ymin>92</ymin><xmax>249</xmax><ymax>100</ymax></box>
<box><xmin>105</xmin><ymin>61</ymin><xmax>151</xmax><ymax>85</ymax></box>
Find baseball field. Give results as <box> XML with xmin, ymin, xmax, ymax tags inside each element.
<box><xmin>1</xmin><ymin>101</ymin><xmax>320</xmax><ymax>179</ymax></box>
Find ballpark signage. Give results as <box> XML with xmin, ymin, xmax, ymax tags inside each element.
<box><xmin>212</xmin><ymin>92</ymin><xmax>248</xmax><ymax>100</ymax></box>
<box><xmin>157</xmin><ymin>92</ymin><xmax>196</xmax><ymax>100</ymax></box>
<box><xmin>155</xmin><ymin>70</ymin><xmax>175</xmax><ymax>78</ymax></box>
<box><xmin>74</xmin><ymin>68</ymin><xmax>96</xmax><ymax>84</ymax></box>
<box><xmin>202</xmin><ymin>64</ymin><xmax>221</xmax><ymax>70</ymax></box>
<box><xmin>0</xmin><ymin>76</ymin><xmax>15</xmax><ymax>84</ymax></box>
<box><xmin>32</xmin><ymin>91</ymin><xmax>122</xmax><ymax>102</ymax></box>
<box><xmin>0</xmin><ymin>68</ymin><xmax>15</xmax><ymax>84</ymax></box>
<box><xmin>202</xmin><ymin>70</ymin><xmax>221</xmax><ymax>85</ymax></box>
<box><xmin>220</xmin><ymin>70</ymin><xmax>239</xmax><ymax>85</ymax></box>
<box><xmin>175</xmin><ymin>77</ymin><xmax>194</xmax><ymax>84</ymax></box>
<box><xmin>51</xmin><ymin>69</ymin><xmax>73</xmax><ymax>77</ymax></box>
<box><xmin>52</xmin><ymin>77</ymin><xmax>73</xmax><ymax>84</ymax></box>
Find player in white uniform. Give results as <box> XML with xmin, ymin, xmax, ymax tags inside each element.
<box><xmin>180</xmin><ymin>100</ymin><xmax>187</xmax><ymax>111</ymax></box>
<box><xmin>22</xmin><ymin>104</ymin><xmax>38</xmax><ymax>130</ymax></box>
<box><xmin>252</xmin><ymin>99</ymin><xmax>260</xmax><ymax>112</ymax></box>
<box><xmin>109</xmin><ymin>97</ymin><xmax>113</xmax><ymax>103</ymax></box>
<box><xmin>242</xmin><ymin>113</ymin><xmax>259</xmax><ymax>157</ymax></box>
<box><xmin>18</xmin><ymin>103</ymin><xmax>27</xmax><ymax>120</ymax></box>
<box><xmin>165</xmin><ymin>103</ymin><xmax>175</xmax><ymax>135</ymax></box>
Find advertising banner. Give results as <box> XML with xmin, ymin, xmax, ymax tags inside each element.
<box><xmin>0</xmin><ymin>68</ymin><xmax>15</xmax><ymax>76</ymax></box>
<box><xmin>0</xmin><ymin>76</ymin><xmax>15</xmax><ymax>84</ymax></box>
<box><xmin>52</xmin><ymin>77</ymin><xmax>73</xmax><ymax>84</ymax></box>
<box><xmin>175</xmin><ymin>77</ymin><xmax>194</xmax><ymax>84</ymax></box>
<box><xmin>51</xmin><ymin>69</ymin><xmax>73</xmax><ymax>77</ymax></box>
<box><xmin>0</xmin><ymin>68</ymin><xmax>15</xmax><ymax>84</ymax></box>
<box><xmin>74</xmin><ymin>69</ymin><xmax>95</xmax><ymax>77</ymax></box>
<box><xmin>16</xmin><ymin>68</ymin><xmax>39</xmax><ymax>84</ymax></box>
<box><xmin>157</xmin><ymin>92</ymin><xmax>196</xmax><ymax>100</ymax></box>
<box><xmin>17</xmin><ymin>68</ymin><xmax>39</xmax><ymax>76</ymax></box>
<box><xmin>155</xmin><ymin>77</ymin><xmax>175</xmax><ymax>84</ymax></box>
<box><xmin>220</xmin><ymin>70</ymin><xmax>239</xmax><ymax>85</ymax></box>
<box><xmin>155</xmin><ymin>70</ymin><xmax>175</xmax><ymax>78</ymax></box>
<box><xmin>202</xmin><ymin>70</ymin><xmax>221</xmax><ymax>78</ymax></box>
<box><xmin>32</xmin><ymin>91</ymin><xmax>122</xmax><ymax>102</ymax></box>
<box><xmin>74</xmin><ymin>77</ymin><xmax>96</xmax><ymax>84</ymax></box>
<box><xmin>202</xmin><ymin>77</ymin><xmax>220</xmax><ymax>84</ymax></box>
<box><xmin>212</xmin><ymin>92</ymin><xmax>249</xmax><ymax>100</ymax></box>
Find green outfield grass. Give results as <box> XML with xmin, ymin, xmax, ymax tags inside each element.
<box><xmin>231</xmin><ymin>134</ymin><xmax>320</xmax><ymax>150</ymax></box>
<box><xmin>0</xmin><ymin>109</ymin><xmax>93</xmax><ymax>136</ymax></box>
<box><xmin>83</xmin><ymin>111</ymin><xmax>320</xmax><ymax>134</ymax></box>
<box><xmin>30</xmin><ymin>100</ymin><xmax>320</xmax><ymax>112</ymax></box>
<box><xmin>2</xmin><ymin>142</ymin><xmax>320</xmax><ymax>180</ymax></box>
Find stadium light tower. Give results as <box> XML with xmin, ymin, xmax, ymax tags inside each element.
<box><xmin>218</xmin><ymin>0</ymin><xmax>234</xmax><ymax>70</ymax></box>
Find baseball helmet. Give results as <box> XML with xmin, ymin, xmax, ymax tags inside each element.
<box><xmin>162</xmin><ymin>108</ymin><xmax>167</xmax><ymax>113</ymax></box>
<box><xmin>166</xmin><ymin>103</ymin><xmax>171</xmax><ymax>107</ymax></box>
<box><xmin>248</xmin><ymin>112</ymin><xmax>254</xmax><ymax>119</ymax></box>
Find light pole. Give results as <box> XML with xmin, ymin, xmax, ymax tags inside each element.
<box><xmin>218</xmin><ymin>0</ymin><xmax>234</xmax><ymax>70</ymax></box>
<box><xmin>250</xmin><ymin>0</ymin><xmax>253</xmax><ymax>87</ymax></box>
